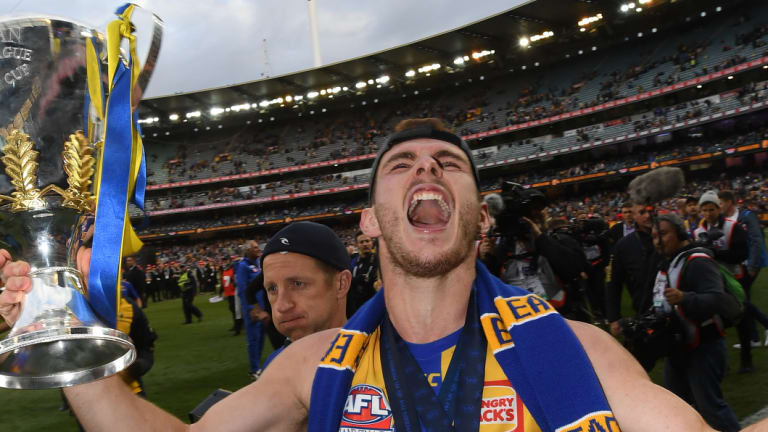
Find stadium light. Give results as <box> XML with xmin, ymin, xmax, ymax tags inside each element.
<box><xmin>417</xmin><ymin>63</ymin><xmax>440</xmax><ymax>74</ymax></box>
<box><xmin>519</xmin><ymin>37</ymin><xmax>530</xmax><ymax>47</ymax></box>
<box><xmin>185</xmin><ymin>111</ymin><xmax>201</xmax><ymax>118</ymax></box>
<box><xmin>577</xmin><ymin>13</ymin><xmax>603</xmax><ymax>27</ymax></box>
<box><xmin>375</xmin><ymin>75</ymin><xmax>389</xmax><ymax>84</ymax></box>
<box><xmin>168</xmin><ymin>114</ymin><xmax>179</xmax><ymax>121</ymax></box>
<box><xmin>285</xmin><ymin>95</ymin><xmax>293</xmax><ymax>102</ymax></box>
<box><xmin>454</xmin><ymin>57</ymin><xmax>465</xmax><ymax>65</ymax></box>
<box><xmin>307</xmin><ymin>91</ymin><xmax>319</xmax><ymax>98</ymax></box>
<box><xmin>716</xmin><ymin>6</ymin><xmax>722</xmax><ymax>12</ymax></box>
<box><xmin>638</xmin><ymin>0</ymin><xmax>651</xmax><ymax>4</ymax></box>
<box><xmin>259</xmin><ymin>100</ymin><xmax>269</xmax><ymax>108</ymax></box>
<box><xmin>355</xmin><ymin>81</ymin><xmax>367</xmax><ymax>89</ymax></box>
<box><xmin>210</xmin><ymin>107</ymin><xmax>224</xmax><ymax>116</ymax></box>
<box><xmin>294</xmin><ymin>95</ymin><xmax>304</xmax><ymax>101</ymax></box>
<box><xmin>471</xmin><ymin>50</ymin><xmax>494</xmax><ymax>60</ymax></box>
<box><xmin>529</xmin><ymin>31</ymin><xmax>554</xmax><ymax>44</ymax></box>
<box><xmin>405</xmin><ymin>70</ymin><xmax>416</xmax><ymax>78</ymax></box>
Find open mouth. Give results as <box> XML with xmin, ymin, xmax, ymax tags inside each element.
<box><xmin>406</xmin><ymin>185</ymin><xmax>452</xmax><ymax>230</ymax></box>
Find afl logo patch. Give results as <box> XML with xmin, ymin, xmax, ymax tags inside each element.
<box><xmin>340</xmin><ymin>385</ymin><xmax>393</xmax><ymax>432</ymax></box>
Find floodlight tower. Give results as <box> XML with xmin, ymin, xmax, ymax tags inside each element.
<box><xmin>262</xmin><ymin>38</ymin><xmax>273</xmax><ymax>78</ymax></box>
<box><xmin>307</xmin><ymin>0</ymin><xmax>323</xmax><ymax>67</ymax></box>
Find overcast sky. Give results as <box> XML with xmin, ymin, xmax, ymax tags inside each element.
<box><xmin>0</xmin><ymin>0</ymin><xmax>524</xmax><ymax>97</ymax></box>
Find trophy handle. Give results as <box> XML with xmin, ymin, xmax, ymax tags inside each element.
<box><xmin>135</xmin><ymin>12</ymin><xmax>163</xmax><ymax>97</ymax></box>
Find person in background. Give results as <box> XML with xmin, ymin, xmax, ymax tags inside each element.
<box><xmin>347</xmin><ymin>231</ymin><xmax>377</xmax><ymax>316</ymax></box>
<box><xmin>607</xmin><ymin>203</ymin><xmax>662</xmax><ymax>338</ymax></box>
<box><xmin>123</xmin><ymin>256</ymin><xmax>147</xmax><ymax>308</ymax></box>
<box><xmin>653</xmin><ymin>214</ymin><xmax>741</xmax><ymax>432</ymax></box>
<box><xmin>235</xmin><ymin>240</ymin><xmax>266</xmax><ymax>378</ymax></box>
<box><xmin>259</xmin><ymin>222</ymin><xmax>350</xmax><ymax>371</ymax></box>
<box><xmin>607</xmin><ymin>201</ymin><xmax>635</xmax><ymax>246</ymax></box>
<box><xmin>681</xmin><ymin>196</ymin><xmax>700</xmax><ymax>239</ymax></box>
<box><xmin>177</xmin><ymin>263</ymin><xmax>203</xmax><ymax>325</ymax></box>
<box><xmin>219</xmin><ymin>256</ymin><xmax>241</xmax><ymax>335</ymax></box>
<box><xmin>718</xmin><ymin>190</ymin><xmax>768</xmax><ymax>368</ymax></box>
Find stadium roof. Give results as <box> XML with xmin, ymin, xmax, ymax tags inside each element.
<box><xmin>138</xmin><ymin>0</ymin><xmax>728</xmax><ymax>119</ymax></box>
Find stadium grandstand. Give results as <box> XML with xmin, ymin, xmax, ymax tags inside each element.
<box><xmin>132</xmin><ymin>0</ymin><xmax>768</xmax><ymax>252</ymax></box>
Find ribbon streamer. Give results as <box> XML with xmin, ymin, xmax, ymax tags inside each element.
<box><xmin>87</xmin><ymin>3</ymin><xmax>146</xmax><ymax>327</ymax></box>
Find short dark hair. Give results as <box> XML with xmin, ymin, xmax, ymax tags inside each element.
<box><xmin>393</xmin><ymin>117</ymin><xmax>453</xmax><ymax>133</ymax></box>
<box><xmin>717</xmin><ymin>190</ymin><xmax>735</xmax><ymax>203</ymax></box>
<box><xmin>355</xmin><ymin>230</ymin><xmax>366</xmax><ymax>241</ymax></box>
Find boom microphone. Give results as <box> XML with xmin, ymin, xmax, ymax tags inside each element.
<box><xmin>484</xmin><ymin>193</ymin><xmax>505</xmax><ymax>218</ymax></box>
<box><xmin>628</xmin><ymin>167</ymin><xmax>685</xmax><ymax>205</ymax></box>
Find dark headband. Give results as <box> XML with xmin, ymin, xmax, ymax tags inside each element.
<box><xmin>368</xmin><ymin>126</ymin><xmax>480</xmax><ymax>202</ymax></box>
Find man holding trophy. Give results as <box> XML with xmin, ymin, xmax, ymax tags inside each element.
<box><xmin>1</xmin><ymin>6</ymin><xmax>768</xmax><ymax>432</ymax></box>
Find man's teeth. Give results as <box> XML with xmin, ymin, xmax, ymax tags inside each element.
<box><xmin>407</xmin><ymin>192</ymin><xmax>451</xmax><ymax>218</ymax></box>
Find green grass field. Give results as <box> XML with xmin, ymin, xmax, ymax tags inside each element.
<box><xmin>1</xmin><ymin>262</ymin><xmax>767</xmax><ymax>430</ymax></box>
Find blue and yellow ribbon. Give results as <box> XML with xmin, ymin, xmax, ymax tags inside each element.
<box><xmin>87</xmin><ymin>3</ymin><xmax>146</xmax><ymax>328</ymax></box>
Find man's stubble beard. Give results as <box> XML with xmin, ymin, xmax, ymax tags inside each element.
<box><xmin>374</xmin><ymin>200</ymin><xmax>480</xmax><ymax>278</ymax></box>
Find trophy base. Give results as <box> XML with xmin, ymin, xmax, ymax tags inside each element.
<box><xmin>0</xmin><ymin>326</ymin><xmax>135</xmax><ymax>389</ymax></box>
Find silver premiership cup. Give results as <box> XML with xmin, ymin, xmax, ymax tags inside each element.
<box><xmin>0</xmin><ymin>13</ymin><xmax>161</xmax><ymax>389</ymax></box>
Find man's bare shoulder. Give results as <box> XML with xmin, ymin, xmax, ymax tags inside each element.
<box><xmin>256</xmin><ymin>327</ymin><xmax>341</xmax><ymax>405</ymax></box>
<box><xmin>193</xmin><ymin>328</ymin><xmax>341</xmax><ymax>432</ymax></box>
<box><xmin>566</xmin><ymin>319</ymin><xmax>647</xmax><ymax>379</ymax></box>
<box><xmin>566</xmin><ymin>319</ymin><xmax>714</xmax><ymax>432</ymax></box>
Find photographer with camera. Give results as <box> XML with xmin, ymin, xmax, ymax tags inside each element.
<box><xmin>653</xmin><ymin>214</ymin><xmax>742</xmax><ymax>432</ymax></box>
<box><xmin>606</xmin><ymin>203</ymin><xmax>663</xmax><ymax>337</ymax></box>
<box><xmin>480</xmin><ymin>184</ymin><xmax>586</xmax><ymax>311</ymax></box>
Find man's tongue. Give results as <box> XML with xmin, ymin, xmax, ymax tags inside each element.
<box><xmin>408</xmin><ymin>199</ymin><xmax>449</xmax><ymax>227</ymax></box>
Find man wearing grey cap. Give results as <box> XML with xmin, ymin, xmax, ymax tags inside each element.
<box><xmin>694</xmin><ymin>191</ymin><xmax>749</xmax><ymax>281</ymax></box>
<box><xmin>2</xmin><ymin>118</ymin><xmax>767</xmax><ymax>431</ymax></box>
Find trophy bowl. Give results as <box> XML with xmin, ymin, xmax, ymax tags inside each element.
<box><xmin>0</xmin><ymin>12</ymin><xmax>160</xmax><ymax>389</ymax></box>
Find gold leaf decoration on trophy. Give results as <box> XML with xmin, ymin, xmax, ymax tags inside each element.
<box><xmin>61</xmin><ymin>131</ymin><xmax>95</xmax><ymax>211</ymax></box>
<box><xmin>0</xmin><ymin>130</ymin><xmax>45</xmax><ymax>211</ymax></box>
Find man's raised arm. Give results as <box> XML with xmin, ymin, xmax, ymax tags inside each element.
<box><xmin>63</xmin><ymin>328</ymin><xmax>332</xmax><ymax>432</ymax></box>
<box><xmin>0</xmin><ymin>251</ymin><xmax>331</xmax><ymax>432</ymax></box>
